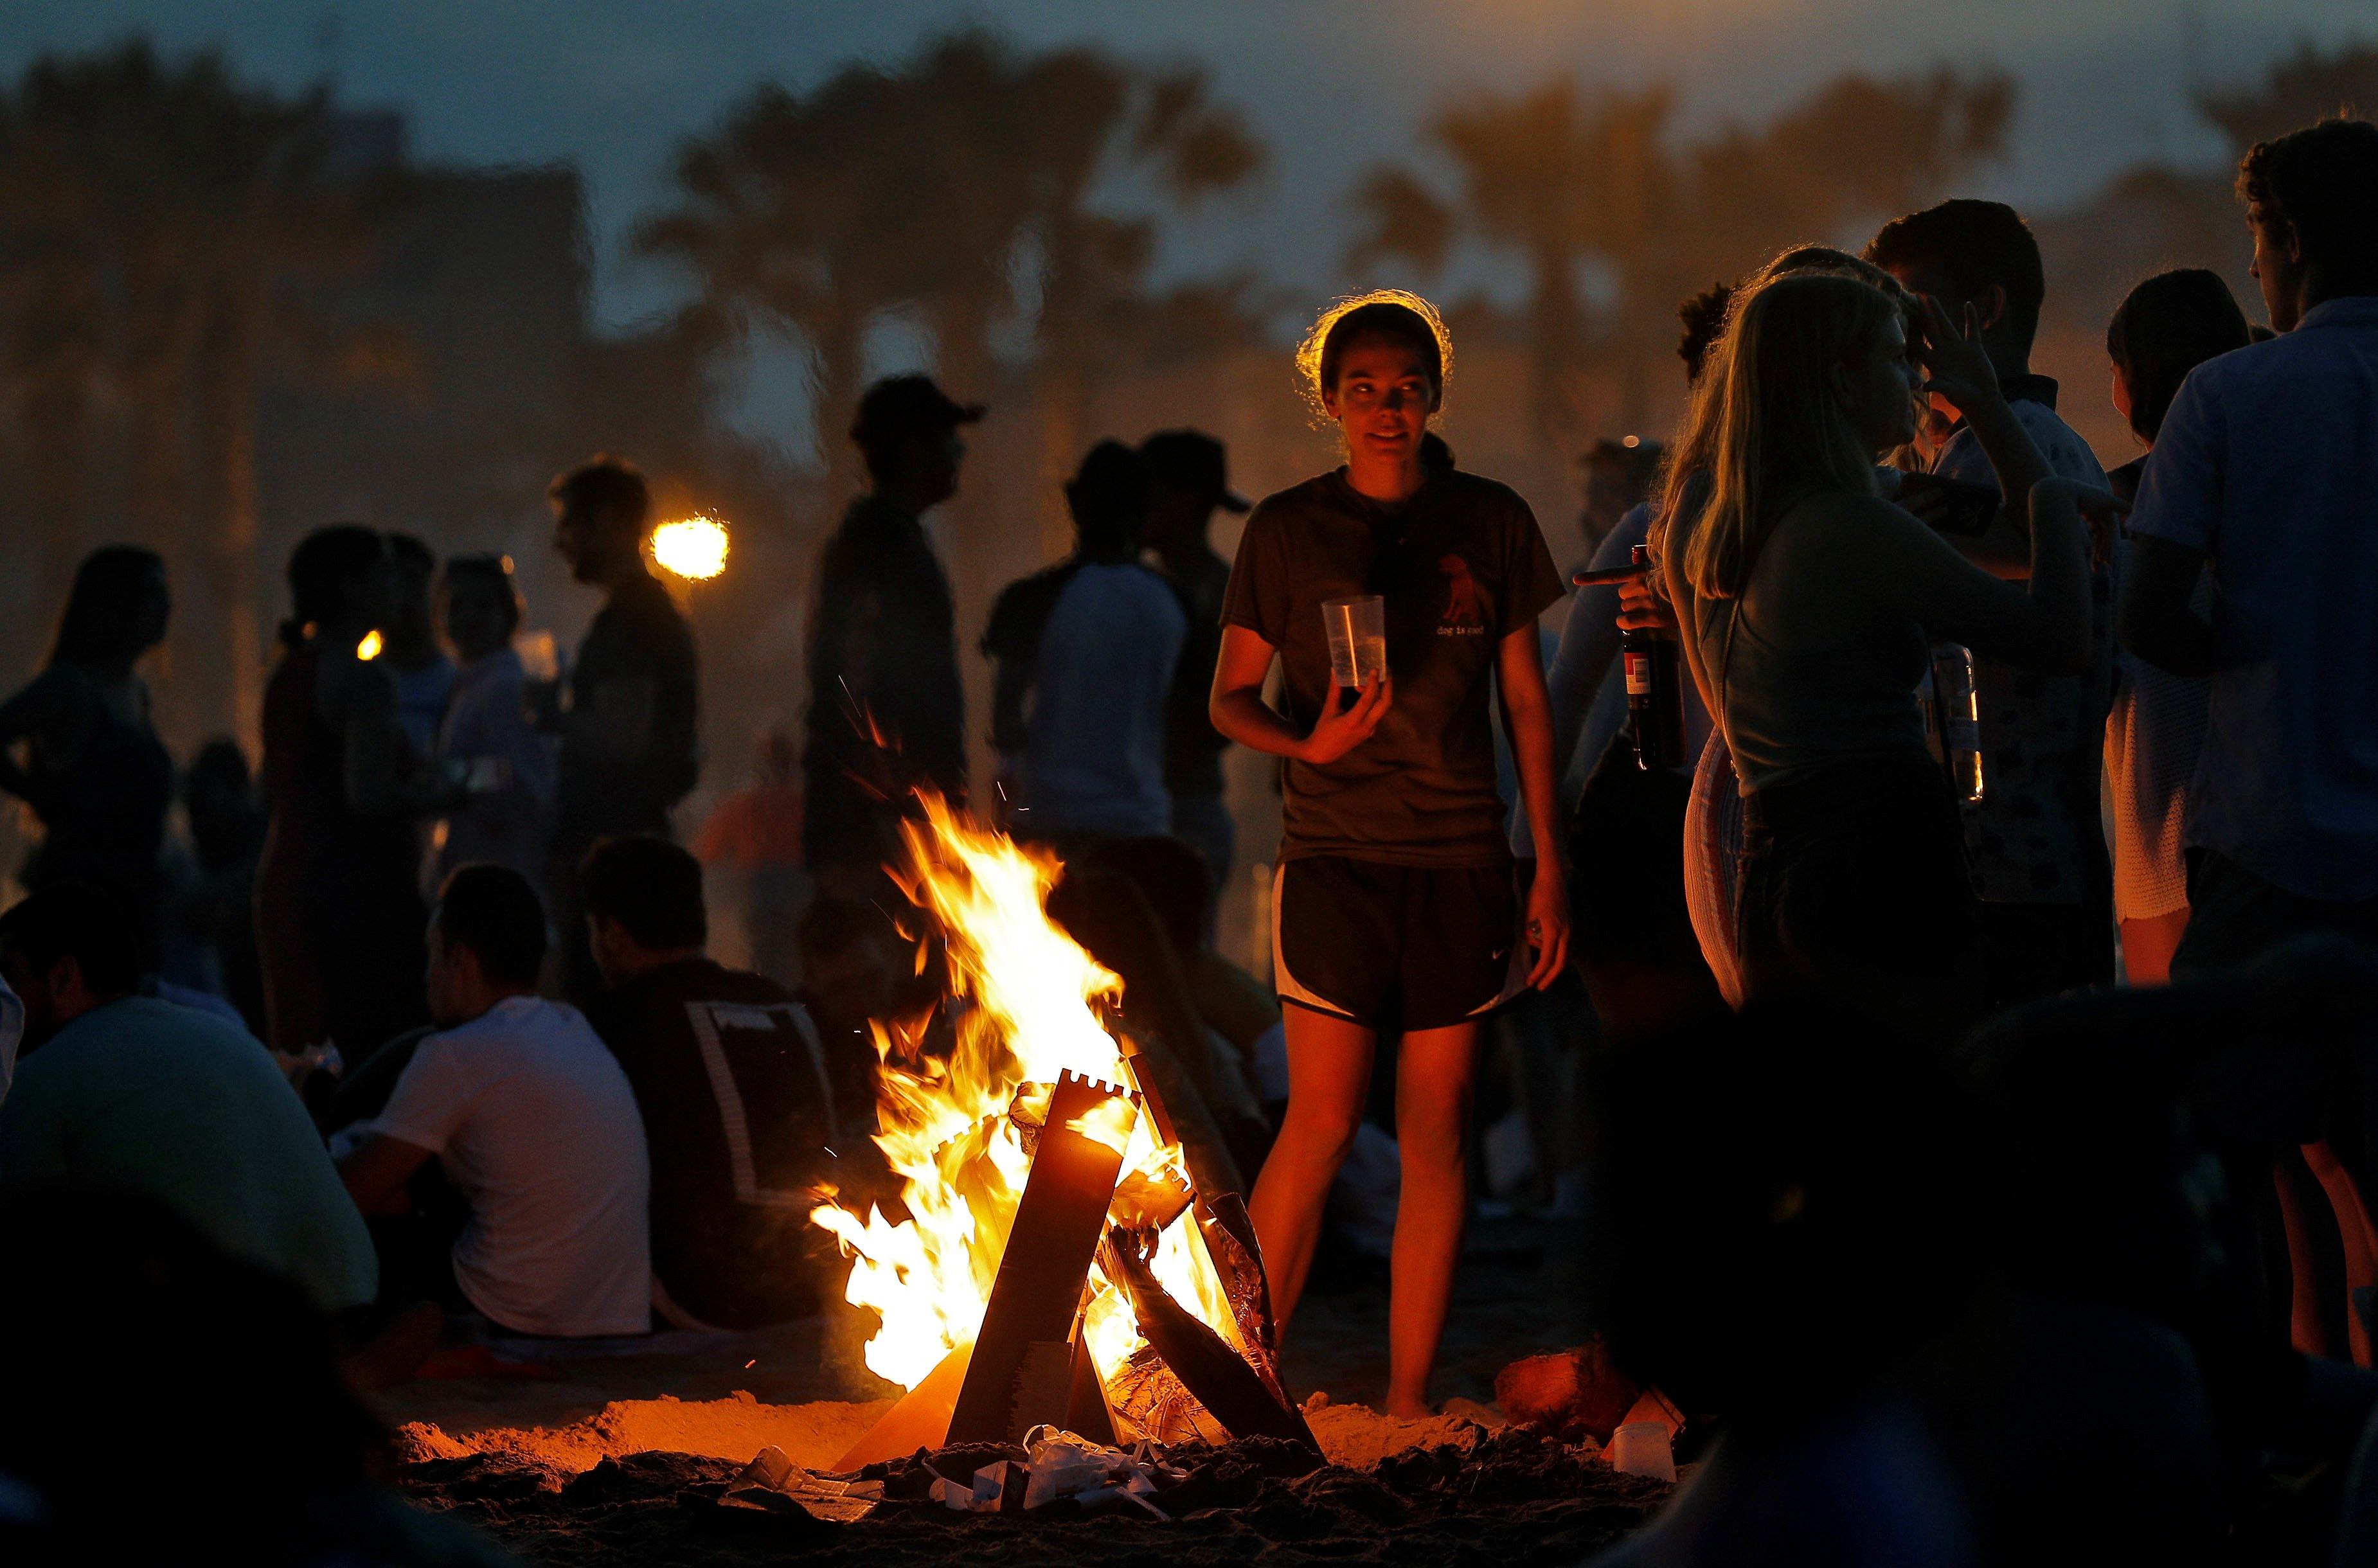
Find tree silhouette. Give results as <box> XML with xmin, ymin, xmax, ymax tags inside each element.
<box><xmin>638</xmin><ymin>28</ymin><xmax>1264</xmax><ymax>522</ymax></box>
<box><xmin>2198</xmin><ymin>42</ymin><xmax>2378</xmax><ymax>154</ymax></box>
<box><xmin>0</xmin><ymin>42</ymin><xmax>393</xmax><ymax>743</ymax></box>
<box><xmin>1352</xmin><ymin>81</ymin><xmax>1673</xmax><ymax>452</ymax></box>
<box><xmin>1352</xmin><ymin>66</ymin><xmax>2010</xmax><ymax>450</ymax></box>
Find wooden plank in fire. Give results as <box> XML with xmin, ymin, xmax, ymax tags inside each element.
<box><xmin>945</xmin><ymin>1070</ymin><xmax>1134</xmax><ymax>1445</ymax></box>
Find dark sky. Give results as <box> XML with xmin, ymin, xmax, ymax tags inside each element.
<box><xmin>3</xmin><ymin>0</ymin><xmax>2363</xmax><ymax>334</ymax></box>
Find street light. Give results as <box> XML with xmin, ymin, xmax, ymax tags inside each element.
<box><xmin>652</xmin><ymin>514</ymin><xmax>729</xmax><ymax>580</ymax></box>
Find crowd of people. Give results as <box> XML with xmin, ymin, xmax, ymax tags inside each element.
<box><xmin>4</xmin><ymin>105</ymin><xmax>2378</xmax><ymax>1565</ymax></box>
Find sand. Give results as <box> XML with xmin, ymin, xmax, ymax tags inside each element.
<box><xmin>395</xmin><ymin>1391</ymin><xmax>1496</xmax><ymax>1476</ymax></box>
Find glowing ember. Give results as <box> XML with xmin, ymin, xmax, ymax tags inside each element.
<box><xmin>810</xmin><ymin>794</ymin><xmax>1244</xmax><ymax>1400</ymax></box>
<box><xmin>652</xmin><ymin>515</ymin><xmax>729</xmax><ymax>580</ymax></box>
<box><xmin>356</xmin><ymin>628</ymin><xmax>384</xmax><ymax>661</ymax></box>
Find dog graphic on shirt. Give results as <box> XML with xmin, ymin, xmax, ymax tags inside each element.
<box><xmin>1437</xmin><ymin>554</ymin><xmax>1485</xmax><ymax>635</ymax></box>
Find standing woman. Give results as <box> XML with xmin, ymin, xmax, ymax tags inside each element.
<box><xmin>2100</xmin><ymin>270</ymin><xmax>2253</xmax><ymax>984</ymax></box>
<box><xmin>255</xmin><ymin>526</ymin><xmax>435</xmax><ymax>1069</ymax></box>
<box><xmin>1210</xmin><ymin>292</ymin><xmax>1570</xmax><ymax>1416</ymax></box>
<box><xmin>0</xmin><ymin>547</ymin><xmax>175</xmax><ymax>944</ymax></box>
<box><xmin>1653</xmin><ymin>272</ymin><xmax>2102</xmax><ymax>1036</ymax></box>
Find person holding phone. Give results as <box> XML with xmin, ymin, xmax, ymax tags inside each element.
<box><xmin>1209</xmin><ymin>291</ymin><xmax>1569</xmax><ymax>1417</ymax></box>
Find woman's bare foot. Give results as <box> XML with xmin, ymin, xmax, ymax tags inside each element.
<box><xmin>1383</xmin><ymin>1392</ymin><xmax>1436</xmax><ymax>1420</ymax></box>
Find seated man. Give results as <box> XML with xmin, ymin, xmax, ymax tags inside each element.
<box><xmin>580</xmin><ymin>836</ymin><xmax>862</xmax><ymax>1330</ymax></box>
<box><xmin>339</xmin><ymin>864</ymin><xmax>650</xmax><ymax>1338</ymax></box>
<box><xmin>0</xmin><ymin>881</ymin><xmax>376</xmax><ymax>1315</ymax></box>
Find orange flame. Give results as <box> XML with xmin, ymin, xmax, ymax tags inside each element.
<box><xmin>809</xmin><ymin>794</ymin><xmax>1242</xmax><ymax>1397</ymax></box>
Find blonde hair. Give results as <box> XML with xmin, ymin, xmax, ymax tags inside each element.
<box><xmin>1294</xmin><ymin>289</ymin><xmax>1453</xmax><ymax>424</ymax></box>
<box><xmin>1649</xmin><ymin>247</ymin><xmax>1911</xmax><ymax>600</ymax></box>
<box><xmin>1670</xmin><ymin>272</ymin><xmax>1904</xmax><ymax>601</ymax></box>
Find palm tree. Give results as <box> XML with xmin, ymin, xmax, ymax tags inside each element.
<box><xmin>1352</xmin><ymin>67</ymin><xmax>2011</xmax><ymax>449</ymax></box>
<box><xmin>642</xmin><ymin>33</ymin><xmax>1264</xmax><ymax>511</ymax></box>
<box><xmin>0</xmin><ymin>42</ymin><xmax>393</xmax><ymax>745</ymax></box>
<box><xmin>1352</xmin><ymin>81</ymin><xmax>1675</xmax><ymax>451</ymax></box>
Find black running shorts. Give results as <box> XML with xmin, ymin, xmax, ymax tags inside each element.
<box><xmin>1272</xmin><ymin>855</ymin><xmax>1526</xmax><ymax>1033</ymax></box>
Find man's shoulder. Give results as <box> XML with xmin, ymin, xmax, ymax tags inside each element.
<box><xmin>625</xmin><ymin>958</ymin><xmax>794</xmax><ymax>1011</ymax></box>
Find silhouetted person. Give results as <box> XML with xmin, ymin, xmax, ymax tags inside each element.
<box><xmin>580</xmin><ymin>836</ymin><xmax>852</xmax><ymax>1330</ymax></box>
<box><xmin>2099</xmin><ymin>270</ymin><xmax>2253</xmax><ymax>984</ymax></box>
<box><xmin>692</xmin><ymin>729</ymin><xmax>807</xmax><ymax>987</ymax></box>
<box><xmin>804</xmin><ymin>376</ymin><xmax>979</xmax><ymax>896</ymax></box>
<box><xmin>338</xmin><ymin>864</ymin><xmax>650</xmax><ymax>1338</ymax></box>
<box><xmin>431</xmin><ymin>553</ymin><xmax>555</xmax><ymax>899</ymax></box>
<box><xmin>181</xmin><ymin>738</ymin><xmax>269</xmax><ymax>1035</ymax></box>
<box><xmin>1141</xmin><ymin>430</ymin><xmax>1251</xmax><ymax>893</ymax></box>
<box><xmin>0</xmin><ymin>546</ymin><xmax>174</xmax><ymax>949</ymax></box>
<box><xmin>1655</xmin><ymin>272</ymin><xmax>2098</xmax><ymax>1038</ymax></box>
<box><xmin>985</xmin><ymin>440</ymin><xmax>1185</xmax><ymax>847</ymax></box>
<box><xmin>546</xmin><ymin>456</ymin><xmax>699</xmax><ymax>1001</ymax></box>
<box><xmin>255</xmin><ymin>527</ymin><xmax>431</xmax><ymax>1064</ymax></box>
<box><xmin>0</xmin><ymin>882</ymin><xmax>377</xmax><ymax>1315</ymax></box>
<box><xmin>1588</xmin><ymin>1005</ymin><xmax>2225</xmax><ymax>1568</ymax></box>
<box><xmin>1868</xmin><ymin>200</ymin><xmax>2116</xmax><ymax>1008</ymax></box>
<box><xmin>383</xmin><ymin>532</ymin><xmax>456</xmax><ymax>756</ymax></box>
<box><xmin>0</xmin><ymin>1189</ymin><xmax>505</xmax><ymax>1565</ymax></box>
<box><xmin>2123</xmin><ymin>118</ymin><xmax>2378</xmax><ymax>974</ymax></box>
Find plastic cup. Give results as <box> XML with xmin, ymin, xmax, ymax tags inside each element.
<box><xmin>1605</xmin><ymin>1420</ymin><xmax>1676</xmax><ymax>1482</ymax></box>
<box><xmin>1321</xmin><ymin>596</ymin><xmax>1387</xmax><ymax>688</ymax></box>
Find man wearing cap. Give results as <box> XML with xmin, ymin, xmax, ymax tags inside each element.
<box><xmin>803</xmin><ymin>376</ymin><xmax>981</xmax><ymax>894</ymax></box>
<box><xmin>982</xmin><ymin>441</ymin><xmax>1186</xmax><ymax>848</ymax></box>
<box><xmin>1141</xmin><ymin>430</ymin><xmax>1251</xmax><ymax>890</ymax></box>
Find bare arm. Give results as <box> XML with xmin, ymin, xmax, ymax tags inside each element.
<box><xmin>2118</xmin><ymin>534</ymin><xmax>2217</xmax><ymax>676</ymax></box>
<box><xmin>1495</xmin><ymin>625</ymin><xmax>1571</xmax><ymax>987</ymax></box>
<box><xmin>337</xmin><ymin>1131</ymin><xmax>435</xmax><ymax>1217</ymax></box>
<box><xmin>1860</xmin><ymin>478</ymin><xmax>2099</xmax><ymax>675</ymax></box>
<box><xmin>1208</xmin><ymin>623</ymin><xmax>1391</xmax><ymax>765</ymax></box>
<box><xmin>1911</xmin><ymin>295</ymin><xmax>2054</xmax><ymax>579</ymax></box>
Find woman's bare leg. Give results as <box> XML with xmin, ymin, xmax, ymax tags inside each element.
<box><xmin>1247</xmin><ymin>1006</ymin><xmax>1377</xmax><ymax>1335</ymax></box>
<box><xmin>2120</xmin><ymin>909</ymin><xmax>2190</xmax><ymax>986</ymax></box>
<box><xmin>1386</xmin><ymin>1019</ymin><xmax>1482</xmax><ymax>1418</ymax></box>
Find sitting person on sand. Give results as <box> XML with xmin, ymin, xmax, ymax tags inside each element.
<box><xmin>579</xmin><ymin>835</ymin><xmax>863</xmax><ymax>1330</ymax></box>
<box><xmin>338</xmin><ymin>864</ymin><xmax>650</xmax><ymax>1337</ymax></box>
<box><xmin>0</xmin><ymin>880</ymin><xmax>377</xmax><ymax>1316</ymax></box>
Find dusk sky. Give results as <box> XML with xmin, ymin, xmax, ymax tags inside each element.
<box><xmin>4</xmin><ymin>0</ymin><xmax>2366</xmax><ymax>334</ymax></box>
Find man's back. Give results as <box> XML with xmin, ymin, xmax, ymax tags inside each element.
<box><xmin>558</xmin><ymin>573</ymin><xmax>698</xmax><ymax>848</ymax></box>
<box><xmin>803</xmin><ymin>495</ymin><xmax>967</xmax><ymax>866</ymax></box>
<box><xmin>1008</xmin><ymin>562</ymin><xmax>1187</xmax><ymax>838</ymax></box>
<box><xmin>2131</xmin><ymin>298</ymin><xmax>2378</xmax><ymax>899</ymax></box>
<box><xmin>587</xmin><ymin>958</ymin><xmax>855</xmax><ymax>1329</ymax></box>
<box><xmin>373</xmin><ymin>994</ymin><xmax>649</xmax><ymax>1336</ymax></box>
<box><xmin>0</xmin><ymin>997</ymin><xmax>376</xmax><ymax>1314</ymax></box>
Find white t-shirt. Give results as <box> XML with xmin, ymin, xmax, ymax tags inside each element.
<box><xmin>375</xmin><ymin>995</ymin><xmax>651</xmax><ymax>1336</ymax></box>
<box><xmin>1024</xmin><ymin>562</ymin><xmax>1186</xmax><ymax>837</ymax></box>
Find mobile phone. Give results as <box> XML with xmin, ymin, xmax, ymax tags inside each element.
<box><xmin>1894</xmin><ymin>471</ymin><xmax>2001</xmax><ymax>537</ymax></box>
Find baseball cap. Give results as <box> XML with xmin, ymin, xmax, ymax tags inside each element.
<box><xmin>850</xmin><ymin>375</ymin><xmax>985</xmax><ymax>449</ymax></box>
<box><xmin>1139</xmin><ymin>429</ymin><xmax>1250</xmax><ymax>513</ymax></box>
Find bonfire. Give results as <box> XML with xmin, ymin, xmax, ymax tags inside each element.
<box><xmin>809</xmin><ymin>794</ymin><xmax>1316</xmax><ymax>1465</ymax></box>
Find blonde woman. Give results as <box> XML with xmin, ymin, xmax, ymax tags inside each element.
<box><xmin>1210</xmin><ymin>293</ymin><xmax>1568</xmax><ymax>1415</ymax></box>
<box><xmin>1654</xmin><ymin>272</ymin><xmax>2105</xmax><ymax>1033</ymax></box>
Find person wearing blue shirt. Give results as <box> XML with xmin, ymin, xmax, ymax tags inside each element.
<box><xmin>2122</xmin><ymin>117</ymin><xmax>2378</xmax><ymax>974</ymax></box>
